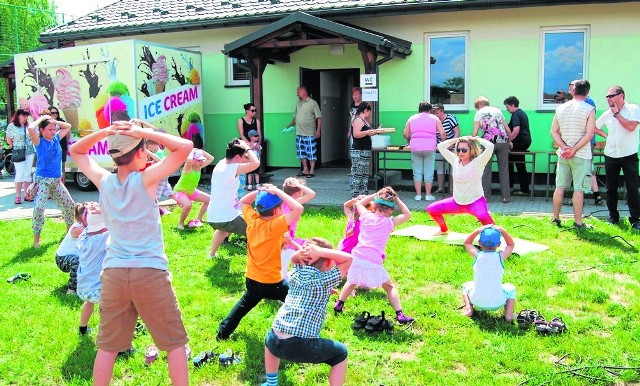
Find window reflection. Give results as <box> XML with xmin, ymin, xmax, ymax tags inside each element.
<box><xmin>428</xmin><ymin>35</ymin><xmax>466</xmax><ymax>106</ymax></box>
<box><xmin>542</xmin><ymin>30</ymin><xmax>587</xmax><ymax>105</ymax></box>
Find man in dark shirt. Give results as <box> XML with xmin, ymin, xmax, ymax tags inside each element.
<box><xmin>504</xmin><ymin>96</ymin><xmax>531</xmax><ymax>195</ymax></box>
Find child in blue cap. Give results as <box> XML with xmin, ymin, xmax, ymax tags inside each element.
<box><xmin>461</xmin><ymin>225</ymin><xmax>516</xmax><ymax>321</ymax></box>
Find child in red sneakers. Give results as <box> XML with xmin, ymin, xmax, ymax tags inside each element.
<box><xmin>334</xmin><ymin>187</ymin><xmax>414</xmax><ymax>324</ymax></box>
<box><xmin>461</xmin><ymin>225</ymin><xmax>516</xmax><ymax>321</ymax></box>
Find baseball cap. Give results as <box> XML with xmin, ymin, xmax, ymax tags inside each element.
<box><xmin>247</xmin><ymin>129</ymin><xmax>259</xmax><ymax>138</ymax></box>
<box><xmin>254</xmin><ymin>191</ymin><xmax>282</xmax><ymax>213</ymax></box>
<box><xmin>86</xmin><ymin>212</ymin><xmax>107</xmax><ymax>233</ymax></box>
<box><xmin>193</xmin><ymin>150</ymin><xmax>206</xmax><ymax>161</ymax></box>
<box><xmin>108</xmin><ymin>134</ymin><xmax>142</xmax><ymax>158</ymax></box>
<box><xmin>479</xmin><ymin>227</ymin><xmax>501</xmax><ymax>248</ymax></box>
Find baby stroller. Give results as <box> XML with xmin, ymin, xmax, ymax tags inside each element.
<box><xmin>0</xmin><ymin>148</ymin><xmax>15</xmax><ymax>178</ymax></box>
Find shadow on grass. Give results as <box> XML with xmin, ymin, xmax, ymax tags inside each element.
<box><xmin>61</xmin><ymin>336</ymin><xmax>96</xmax><ymax>382</ymax></box>
<box><xmin>570</xmin><ymin>226</ymin><xmax>639</xmax><ymax>252</ymax></box>
<box><xmin>205</xmin><ymin>256</ymin><xmax>244</xmax><ymax>289</ymax></box>
<box><xmin>50</xmin><ymin>284</ymin><xmax>82</xmax><ymax>309</ymax></box>
<box><xmin>3</xmin><ymin>241</ymin><xmax>56</xmax><ymax>266</ymax></box>
<box><xmin>470</xmin><ymin>311</ymin><xmax>526</xmax><ymax>335</ymax></box>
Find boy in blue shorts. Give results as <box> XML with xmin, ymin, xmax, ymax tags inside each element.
<box><xmin>70</xmin><ymin>115</ymin><xmax>193</xmax><ymax>385</ymax></box>
<box><xmin>262</xmin><ymin>238</ymin><xmax>352</xmax><ymax>386</ymax></box>
<box><xmin>461</xmin><ymin>225</ymin><xmax>516</xmax><ymax>322</ymax></box>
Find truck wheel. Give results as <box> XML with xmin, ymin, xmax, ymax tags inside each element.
<box><xmin>74</xmin><ymin>172</ymin><xmax>96</xmax><ymax>191</ymax></box>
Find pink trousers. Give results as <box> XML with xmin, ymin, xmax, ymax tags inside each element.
<box><xmin>426</xmin><ymin>196</ymin><xmax>494</xmax><ymax>232</ymax></box>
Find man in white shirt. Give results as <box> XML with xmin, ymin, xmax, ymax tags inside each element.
<box><xmin>595</xmin><ymin>86</ymin><xmax>640</xmax><ymax>229</ymax></box>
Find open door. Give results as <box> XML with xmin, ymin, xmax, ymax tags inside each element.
<box><xmin>300</xmin><ymin>68</ymin><xmax>322</xmax><ymax>168</ymax></box>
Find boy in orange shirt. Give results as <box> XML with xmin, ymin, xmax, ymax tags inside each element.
<box><xmin>216</xmin><ymin>183</ymin><xmax>304</xmax><ymax>340</ymax></box>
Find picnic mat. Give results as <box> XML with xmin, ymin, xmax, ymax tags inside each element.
<box><xmin>391</xmin><ymin>225</ymin><xmax>548</xmax><ymax>256</ymax></box>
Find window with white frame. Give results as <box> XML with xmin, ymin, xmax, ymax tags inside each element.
<box><xmin>426</xmin><ymin>32</ymin><xmax>468</xmax><ymax>110</ymax></box>
<box><xmin>540</xmin><ymin>27</ymin><xmax>589</xmax><ymax>109</ymax></box>
<box><xmin>227</xmin><ymin>57</ymin><xmax>250</xmax><ymax>86</ymax></box>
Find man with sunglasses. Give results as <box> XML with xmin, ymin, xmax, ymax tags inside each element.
<box><xmin>550</xmin><ymin>79</ymin><xmax>595</xmax><ymax>229</ymax></box>
<box><xmin>595</xmin><ymin>86</ymin><xmax>640</xmax><ymax>230</ymax></box>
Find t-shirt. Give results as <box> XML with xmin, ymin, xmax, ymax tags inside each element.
<box><xmin>76</xmin><ymin>230</ymin><xmax>109</xmax><ymax>295</ymax></box>
<box><xmin>508</xmin><ymin>108</ymin><xmax>531</xmax><ymax>147</ymax></box>
<box><xmin>351</xmin><ymin>211</ymin><xmax>393</xmax><ymax>265</ymax></box>
<box><xmin>406</xmin><ymin>112</ymin><xmax>439</xmax><ymax>152</ymax></box>
<box><xmin>294</xmin><ymin>97</ymin><xmax>322</xmax><ymax>136</ymax></box>
<box><xmin>35</xmin><ymin>133</ymin><xmax>63</xmax><ymax>178</ymax></box>
<box><xmin>554</xmin><ymin>99</ymin><xmax>594</xmax><ymax>160</ymax></box>
<box><xmin>243</xmin><ymin>205</ymin><xmax>290</xmax><ymax>284</ymax></box>
<box><xmin>206</xmin><ymin>161</ymin><xmax>241</xmax><ymax>222</ymax></box>
<box><xmin>474</xmin><ymin>106</ymin><xmax>509</xmax><ymax>144</ymax></box>
<box><xmin>437</xmin><ymin>114</ymin><xmax>459</xmax><ymax>143</ymax></box>
<box><xmin>6</xmin><ymin>123</ymin><xmax>35</xmax><ymax>155</ymax></box>
<box><xmin>56</xmin><ymin>222</ymin><xmax>84</xmax><ymax>257</ymax></box>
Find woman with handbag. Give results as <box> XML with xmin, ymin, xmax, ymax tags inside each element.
<box><xmin>28</xmin><ymin>115</ymin><xmax>75</xmax><ymax>249</ymax></box>
<box><xmin>5</xmin><ymin>109</ymin><xmax>35</xmax><ymax>204</ymax></box>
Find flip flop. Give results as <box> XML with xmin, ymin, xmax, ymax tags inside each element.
<box><xmin>306</xmin><ymin>173</ymin><xmax>315</xmax><ymax>178</ymax></box>
<box><xmin>7</xmin><ymin>272</ymin><xmax>30</xmax><ymax>283</ymax></box>
<box><xmin>193</xmin><ymin>350</ymin><xmax>216</xmax><ymax>368</ymax></box>
<box><xmin>219</xmin><ymin>350</ymin><xmax>242</xmax><ymax>366</ymax></box>
<box><xmin>14</xmin><ymin>197</ymin><xmax>21</xmax><ymax>204</ymax></box>
<box><xmin>296</xmin><ymin>172</ymin><xmax>307</xmax><ymax>177</ymax></box>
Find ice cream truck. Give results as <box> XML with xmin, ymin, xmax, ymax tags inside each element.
<box><xmin>14</xmin><ymin>40</ymin><xmax>203</xmax><ymax>190</ymax></box>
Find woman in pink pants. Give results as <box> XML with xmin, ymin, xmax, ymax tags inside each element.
<box><xmin>426</xmin><ymin>136</ymin><xmax>495</xmax><ymax>233</ymax></box>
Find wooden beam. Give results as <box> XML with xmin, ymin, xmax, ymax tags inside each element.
<box><xmin>358</xmin><ymin>43</ymin><xmax>377</xmax><ymax>74</ymax></box>
<box><xmin>257</xmin><ymin>38</ymin><xmax>351</xmax><ymax>48</ymax></box>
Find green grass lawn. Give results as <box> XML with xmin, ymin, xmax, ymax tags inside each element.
<box><xmin>1</xmin><ymin>206</ymin><xmax>639</xmax><ymax>385</ymax></box>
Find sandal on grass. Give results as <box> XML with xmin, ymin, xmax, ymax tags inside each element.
<box><xmin>219</xmin><ymin>350</ymin><xmax>242</xmax><ymax>366</ymax></box>
<box><xmin>193</xmin><ymin>350</ymin><xmax>216</xmax><ymax>368</ymax></box>
<box><xmin>546</xmin><ymin>317</ymin><xmax>567</xmax><ymax>334</ymax></box>
<box><xmin>516</xmin><ymin>309</ymin><xmax>539</xmax><ymax>329</ymax></box>
<box><xmin>352</xmin><ymin>311</ymin><xmax>371</xmax><ymax>330</ymax></box>
<box><xmin>7</xmin><ymin>272</ymin><xmax>30</xmax><ymax>283</ymax></box>
<box><xmin>534</xmin><ymin>315</ymin><xmax>548</xmax><ymax>333</ymax></box>
<box><xmin>145</xmin><ymin>345</ymin><xmax>159</xmax><ymax>365</ymax></box>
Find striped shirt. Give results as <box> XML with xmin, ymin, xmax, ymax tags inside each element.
<box><xmin>437</xmin><ymin>114</ymin><xmax>459</xmax><ymax>143</ymax></box>
<box><xmin>554</xmin><ymin>99</ymin><xmax>594</xmax><ymax>160</ymax></box>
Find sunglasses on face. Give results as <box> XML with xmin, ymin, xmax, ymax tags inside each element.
<box><xmin>249</xmin><ymin>109</ymin><xmax>257</xmax><ymax>112</ymax></box>
<box><xmin>456</xmin><ymin>148</ymin><xmax>469</xmax><ymax>154</ymax></box>
<box><xmin>51</xmin><ymin>111</ymin><xmax>59</xmax><ymax>115</ymax></box>
<box><xmin>606</xmin><ymin>93</ymin><xmax>621</xmax><ymax>99</ymax></box>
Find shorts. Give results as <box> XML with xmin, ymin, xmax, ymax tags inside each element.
<box><xmin>555</xmin><ymin>157</ymin><xmax>592</xmax><ymax>191</ymax></box>
<box><xmin>265</xmin><ymin>328</ymin><xmax>347</xmax><ymax>366</ymax></box>
<box><xmin>208</xmin><ymin>215</ymin><xmax>247</xmax><ymax>236</ymax></box>
<box><xmin>78</xmin><ymin>288</ymin><xmax>101</xmax><ymax>303</ymax></box>
<box><xmin>172</xmin><ymin>190</ymin><xmax>200</xmax><ymax>202</ymax></box>
<box><xmin>296</xmin><ymin>136</ymin><xmax>317</xmax><ymax>161</ymax></box>
<box><xmin>97</xmin><ymin>268</ymin><xmax>188</xmax><ymax>352</ymax></box>
<box><xmin>156</xmin><ymin>178</ymin><xmax>173</xmax><ymax>199</ymax></box>
<box><xmin>462</xmin><ymin>281</ymin><xmax>516</xmax><ymax>311</ymax></box>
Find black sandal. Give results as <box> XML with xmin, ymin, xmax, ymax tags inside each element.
<box><xmin>296</xmin><ymin>172</ymin><xmax>307</xmax><ymax>177</ymax></box>
<box><xmin>352</xmin><ymin>311</ymin><xmax>371</xmax><ymax>330</ymax></box>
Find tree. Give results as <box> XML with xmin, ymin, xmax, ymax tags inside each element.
<box><xmin>443</xmin><ymin>76</ymin><xmax>464</xmax><ymax>93</ymax></box>
<box><xmin>0</xmin><ymin>0</ymin><xmax>58</xmax><ymax>118</ymax></box>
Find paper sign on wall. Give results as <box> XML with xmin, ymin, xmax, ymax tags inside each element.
<box><xmin>362</xmin><ymin>88</ymin><xmax>378</xmax><ymax>101</ymax></box>
<box><xmin>360</xmin><ymin>74</ymin><xmax>377</xmax><ymax>88</ymax></box>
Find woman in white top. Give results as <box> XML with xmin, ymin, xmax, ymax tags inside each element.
<box><xmin>426</xmin><ymin>136</ymin><xmax>495</xmax><ymax>234</ymax></box>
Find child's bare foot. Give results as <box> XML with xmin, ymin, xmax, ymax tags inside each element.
<box><xmin>505</xmin><ymin>313</ymin><xmax>515</xmax><ymax>322</ymax></box>
<box><xmin>177</xmin><ymin>224</ymin><xmax>185</xmax><ymax>230</ymax></box>
<box><xmin>434</xmin><ymin>230</ymin><xmax>449</xmax><ymax>236</ymax></box>
<box><xmin>461</xmin><ymin>308</ymin><xmax>473</xmax><ymax>317</ymax></box>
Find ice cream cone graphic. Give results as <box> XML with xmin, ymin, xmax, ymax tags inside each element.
<box><xmin>55</xmin><ymin>68</ymin><xmax>82</xmax><ymax>130</ymax></box>
<box><xmin>78</xmin><ymin>119</ymin><xmax>93</xmax><ymax>137</ymax></box>
<box><xmin>62</xmin><ymin>105</ymin><xmax>79</xmax><ymax>131</ymax></box>
<box><xmin>152</xmin><ymin>55</ymin><xmax>167</xmax><ymax>94</ymax></box>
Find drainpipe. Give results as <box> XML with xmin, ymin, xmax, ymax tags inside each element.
<box><xmin>373</xmin><ymin>52</ymin><xmax>395</xmax><ymax>130</ymax></box>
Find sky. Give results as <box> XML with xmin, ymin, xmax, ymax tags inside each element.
<box><xmin>52</xmin><ymin>0</ymin><xmax>117</xmax><ymax>19</ymax></box>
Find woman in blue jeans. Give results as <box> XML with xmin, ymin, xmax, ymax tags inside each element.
<box><xmin>403</xmin><ymin>102</ymin><xmax>446</xmax><ymax>201</ymax></box>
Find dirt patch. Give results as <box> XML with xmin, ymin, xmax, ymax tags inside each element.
<box><xmin>390</xmin><ymin>351</ymin><xmax>417</xmax><ymax>361</ymax></box>
<box><xmin>452</xmin><ymin>363</ymin><xmax>468</xmax><ymax>373</ymax></box>
<box><xmin>546</xmin><ymin>286</ymin><xmax>562</xmax><ymax>297</ymax></box>
<box><xmin>418</xmin><ymin>282</ymin><xmax>456</xmax><ymax>295</ymax></box>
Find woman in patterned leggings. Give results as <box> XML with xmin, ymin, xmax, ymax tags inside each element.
<box><xmin>28</xmin><ymin>114</ymin><xmax>75</xmax><ymax>248</ymax></box>
<box><xmin>350</xmin><ymin>103</ymin><xmax>382</xmax><ymax>197</ymax></box>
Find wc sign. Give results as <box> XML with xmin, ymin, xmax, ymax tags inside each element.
<box><xmin>360</xmin><ymin>74</ymin><xmax>377</xmax><ymax>88</ymax></box>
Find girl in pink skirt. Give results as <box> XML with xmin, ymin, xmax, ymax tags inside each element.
<box><xmin>333</xmin><ymin>187</ymin><xmax>414</xmax><ymax>324</ymax></box>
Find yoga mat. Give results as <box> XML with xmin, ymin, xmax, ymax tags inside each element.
<box><xmin>391</xmin><ymin>225</ymin><xmax>548</xmax><ymax>256</ymax></box>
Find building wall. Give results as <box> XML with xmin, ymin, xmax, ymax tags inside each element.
<box><xmin>79</xmin><ymin>2</ymin><xmax>640</xmax><ymax>171</ymax></box>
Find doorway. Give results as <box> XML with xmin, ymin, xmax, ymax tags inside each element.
<box><xmin>300</xmin><ymin>68</ymin><xmax>360</xmax><ymax>168</ymax></box>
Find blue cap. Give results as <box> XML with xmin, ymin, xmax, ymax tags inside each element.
<box><xmin>479</xmin><ymin>227</ymin><xmax>501</xmax><ymax>248</ymax></box>
<box><xmin>254</xmin><ymin>191</ymin><xmax>282</xmax><ymax>213</ymax></box>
